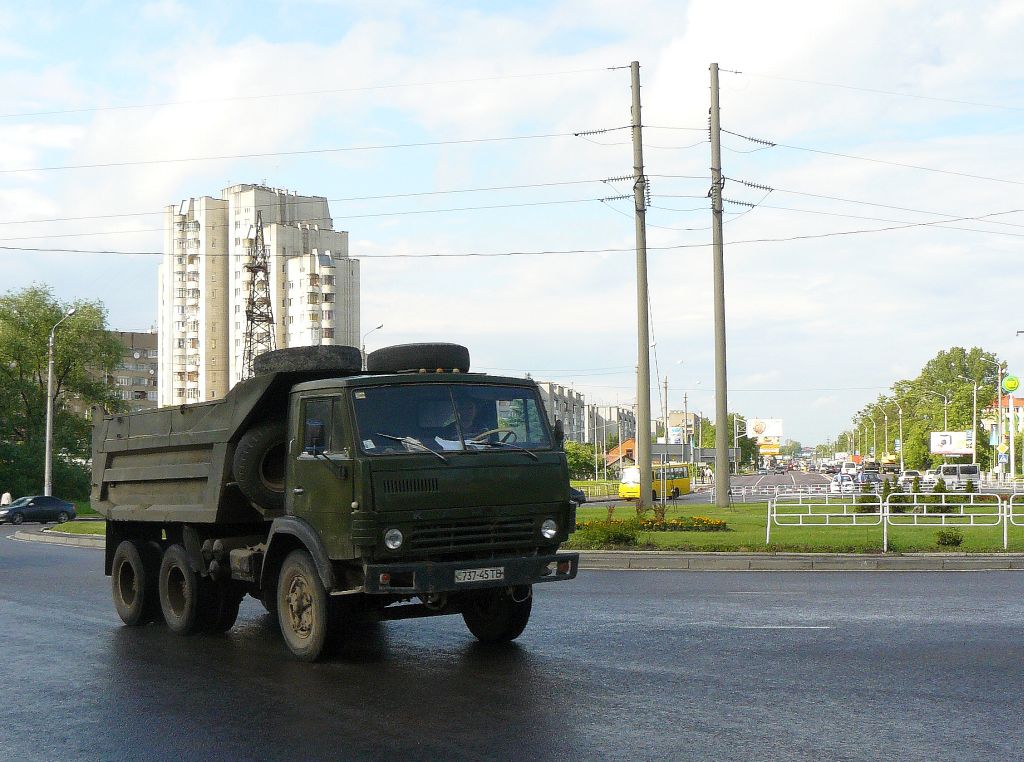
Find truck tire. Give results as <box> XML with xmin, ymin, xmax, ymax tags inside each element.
<box><xmin>254</xmin><ymin>345</ymin><xmax>362</xmax><ymax>375</ymax></box>
<box><xmin>111</xmin><ymin>540</ymin><xmax>159</xmax><ymax>626</ymax></box>
<box><xmin>233</xmin><ymin>418</ymin><xmax>287</xmax><ymax>511</ymax></box>
<box><xmin>462</xmin><ymin>586</ymin><xmax>532</xmax><ymax>643</ymax></box>
<box><xmin>158</xmin><ymin>544</ymin><xmax>208</xmax><ymax>635</ymax></box>
<box><xmin>204</xmin><ymin>584</ymin><xmax>245</xmax><ymax>633</ymax></box>
<box><xmin>277</xmin><ymin>549</ymin><xmax>331</xmax><ymax>661</ymax></box>
<box><xmin>366</xmin><ymin>343</ymin><xmax>470</xmax><ymax>373</ymax></box>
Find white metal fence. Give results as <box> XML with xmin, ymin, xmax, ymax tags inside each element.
<box><xmin>767</xmin><ymin>492</ymin><xmax>1013</xmax><ymax>551</ymax></box>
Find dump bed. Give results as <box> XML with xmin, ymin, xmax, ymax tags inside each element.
<box><xmin>92</xmin><ymin>370</ymin><xmax>307</xmax><ymax>524</ymax></box>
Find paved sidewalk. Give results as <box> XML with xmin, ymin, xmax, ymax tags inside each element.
<box><xmin>13</xmin><ymin>528</ymin><xmax>1024</xmax><ymax>571</ymax></box>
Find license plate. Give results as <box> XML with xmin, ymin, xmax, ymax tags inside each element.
<box><xmin>454</xmin><ymin>566</ymin><xmax>505</xmax><ymax>583</ymax></box>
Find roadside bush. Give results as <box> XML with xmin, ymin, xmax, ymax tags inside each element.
<box><xmin>964</xmin><ymin>479</ymin><xmax>977</xmax><ymax>494</ymax></box>
<box><xmin>911</xmin><ymin>476</ymin><xmax>921</xmax><ymax>494</ymax></box>
<box><xmin>936</xmin><ymin>528</ymin><xmax>964</xmax><ymax>547</ymax></box>
<box><xmin>856</xmin><ymin>481</ymin><xmax>878</xmax><ymax>511</ymax></box>
<box><xmin>567</xmin><ymin>519</ymin><xmax>641</xmax><ymax>549</ymax></box>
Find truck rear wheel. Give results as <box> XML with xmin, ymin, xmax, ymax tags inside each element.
<box><xmin>462</xmin><ymin>586</ymin><xmax>532</xmax><ymax>643</ymax></box>
<box><xmin>158</xmin><ymin>544</ymin><xmax>208</xmax><ymax>635</ymax></box>
<box><xmin>277</xmin><ymin>550</ymin><xmax>331</xmax><ymax>661</ymax></box>
<box><xmin>233</xmin><ymin>419</ymin><xmax>287</xmax><ymax>511</ymax></box>
<box><xmin>111</xmin><ymin>540</ymin><xmax>159</xmax><ymax>626</ymax></box>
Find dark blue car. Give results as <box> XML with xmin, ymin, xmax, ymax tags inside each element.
<box><xmin>0</xmin><ymin>496</ymin><xmax>77</xmax><ymax>525</ymax></box>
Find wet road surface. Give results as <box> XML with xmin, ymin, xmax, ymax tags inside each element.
<box><xmin>2</xmin><ymin>524</ymin><xmax>1023</xmax><ymax>760</ymax></box>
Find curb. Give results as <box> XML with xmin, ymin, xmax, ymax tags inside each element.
<box><xmin>576</xmin><ymin>550</ymin><xmax>1024</xmax><ymax>571</ymax></box>
<box><xmin>13</xmin><ymin>530</ymin><xmax>1024</xmax><ymax>571</ymax></box>
<box><xmin>13</xmin><ymin>529</ymin><xmax>104</xmax><ymax>549</ymax></box>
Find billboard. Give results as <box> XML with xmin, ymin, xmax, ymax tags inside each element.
<box><xmin>758</xmin><ymin>435</ymin><xmax>781</xmax><ymax>455</ymax></box>
<box><xmin>930</xmin><ymin>431</ymin><xmax>974</xmax><ymax>456</ymax></box>
<box><xmin>667</xmin><ymin>426</ymin><xmax>684</xmax><ymax>445</ymax></box>
<box><xmin>747</xmin><ymin>418</ymin><xmax>783</xmax><ymax>441</ymax></box>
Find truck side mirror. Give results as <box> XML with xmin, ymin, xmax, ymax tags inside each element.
<box><xmin>554</xmin><ymin>419</ymin><xmax>565</xmax><ymax>449</ymax></box>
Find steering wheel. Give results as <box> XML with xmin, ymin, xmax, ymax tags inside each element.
<box><xmin>470</xmin><ymin>428</ymin><xmax>518</xmax><ymax>444</ymax></box>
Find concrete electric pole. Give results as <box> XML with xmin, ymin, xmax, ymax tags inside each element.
<box><xmin>630</xmin><ymin>60</ymin><xmax>653</xmax><ymax>510</ymax></box>
<box><xmin>709</xmin><ymin>62</ymin><xmax>731</xmax><ymax>508</ymax></box>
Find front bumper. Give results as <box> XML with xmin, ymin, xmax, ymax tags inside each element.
<box><xmin>362</xmin><ymin>552</ymin><xmax>579</xmax><ymax>595</ymax></box>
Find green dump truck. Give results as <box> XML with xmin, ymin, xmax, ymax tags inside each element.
<box><xmin>93</xmin><ymin>343</ymin><xmax>578</xmax><ymax>661</ymax></box>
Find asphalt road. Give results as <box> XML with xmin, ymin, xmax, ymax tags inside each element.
<box><xmin>3</xmin><ymin>524</ymin><xmax>1023</xmax><ymax>760</ymax></box>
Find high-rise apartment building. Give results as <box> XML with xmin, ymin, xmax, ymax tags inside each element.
<box><xmin>158</xmin><ymin>183</ymin><xmax>360</xmax><ymax>406</ymax></box>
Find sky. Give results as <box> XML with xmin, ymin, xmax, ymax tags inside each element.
<box><xmin>2</xmin><ymin>0</ymin><xmax>1024</xmax><ymax>445</ymax></box>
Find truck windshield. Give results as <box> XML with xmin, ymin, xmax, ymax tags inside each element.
<box><xmin>353</xmin><ymin>383</ymin><xmax>552</xmax><ymax>455</ymax></box>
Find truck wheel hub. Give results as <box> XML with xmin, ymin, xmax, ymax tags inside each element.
<box><xmin>286</xmin><ymin>577</ymin><xmax>314</xmax><ymax>638</ymax></box>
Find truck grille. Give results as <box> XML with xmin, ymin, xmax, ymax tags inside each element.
<box><xmin>407</xmin><ymin>516</ymin><xmax>536</xmax><ymax>553</ymax></box>
<box><xmin>382</xmin><ymin>477</ymin><xmax>439</xmax><ymax>495</ymax></box>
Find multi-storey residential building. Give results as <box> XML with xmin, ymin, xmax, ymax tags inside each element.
<box><xmin>536</xmin><ymin>382</ymin><xmax>587</xmax><ymax>443</ymax></box>
<box><xmin>158</xmin><ymin>184</ymin><xmax>360</xmax><ymax>406</ymax></box>
<box><xmin>583</xmin><ymin>404</ymin><xmax>637</xmax><ymax>446</ymax></box>
<box><xmin>108</xmin><ymin>331</ymin><xmax>160</xmax><ymax>412</ymax></box>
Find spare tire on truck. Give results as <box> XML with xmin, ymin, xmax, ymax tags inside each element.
<box><xmin>233</xmin><ymin>418</ymin><xmax>287</xmax><ymax>512</ymax></box>
<box><xmin>253</xmin><ymin>345</ymin><xmax>362</xmax><ymax>375</ymax></box>
<box><xmin>366</xmin><ymin>343</ymin><xmax>470</xmax><ymax>374</ymax></box>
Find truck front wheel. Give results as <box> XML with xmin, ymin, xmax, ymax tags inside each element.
<box><xmin>277</xmin><ymin>550</ymin><xmax>331</xmax><ymax>661</ymax></box>
<box><xmin>158</xmin><ymin>544</ymin><xmax>208</xmax><ymax>635</ymax></box>
<box><xmin>462</xmin><ymin>586</ymin><xmax>532</xmax><ymax>644</ymax></box>
<box><xmin>111</xmin><ymin>540</ymin><xmax>159</xmax><ymax>626</ymax></box>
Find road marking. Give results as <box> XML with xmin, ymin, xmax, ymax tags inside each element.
<box><xmin>728</xmin><ymin>625</ymin><xmax>833</xmax><ymax>630</ymax></box>
<box><xmin>725</xmin><ymin>591</ymin><xmax>802</xmax><ymax>596</ymax></box>
<box><xmin>753</xmin><ymin>474</ymin><xmax>766</xmax><ymax>487</ymax></box>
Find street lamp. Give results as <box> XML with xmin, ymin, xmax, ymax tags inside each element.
<box><xmin>360</xmin><ymin>323</ymin><xmax>383</xmax><ymax>370</ymax></box>
<box><xmin>44</xmin><ymin>307</ymin><xmax>76</xmax><ymax>496</ymax></box>
<box><xmin>920</xmin><ymin>389</ymin><xmax>949</xmax><ymax>430</ymax></box>
<box><xmin>958</xmin><ymin>375</ymin><xmax>979</xmax><ymax>465</ymax></box>
<box><xmin>980</xmin><ymin>357</ymin><xmax>1005</xmax><ymax>478</ymax></box>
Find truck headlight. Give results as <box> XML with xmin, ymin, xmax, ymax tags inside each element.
<box><xmin>541</xmin><ymin>519</ymin><xmax>558</xmax><ymax>540</ymax></box>
<box><xmin>384</xmin><ymin>528</ymin><xmax>404</xmax><ymax>550</ymax></box>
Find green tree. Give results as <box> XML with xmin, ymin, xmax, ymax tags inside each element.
<box><xmin>780</xmin><ymin>439</ymin><xmax>803</xmax><ymax>458</ymax></box>
<box><xmin>0</xmin><ymin>285</ymin><xmax>123</xmax><ymax>497</ymax></box>
<box><xmin>564</xmin><ymin>441</ymin><xmax>597</xmax><ymax>480</ymax></box>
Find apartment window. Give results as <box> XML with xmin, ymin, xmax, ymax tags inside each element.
<box><xmin>324</xmin><ymin>275</ymin><xmax>335</xmax><ymax>286</ymax></box>
<box><xmin>187</xmin><ymin>389</ymin><xmax>200</xmax><ymax>400</ymax></box>
<box><xmin>189</xmin><ymin>338</ymin><xmax>199</xmax><ymax>349</ymax></box>
<box><xmin>289</xmin><ymin>316</ymin><xmax>294</xmax><ymax>325</ymax></box>
<box><xmin>234</xmin><ymin>305</ymin><xmax>241</xmax><ymax>313</ymax></box>
<box><xmin>323</xmin><ymin>293</ymin><xmax>335</xmax><ymax>303</ymax></box>
<box><xmin>147</xmin><ymin>392</ymin><xmax>158</xmax><ymax>401</ymax></box>
<box><xmin>115</xmin><ymin>376</ymin><xmax>132</xmax><ymax>386</ymax></box>
<box><xmin>211</xmin><ymin>356</ymin><xmax>216</xmax><ymax>366</ymax></box>
<box><xmin>210</xmin><ymin>322</ymin><xmax>216</xmax><ymax>331</ymax></box>
<box><xmin>322</xmin><ymin>310</ymin><xmax>333</xmax><ymax>320</ymax></box>
<box><xmin>235</xmin><ymin>220</ymin><xmax>240</xmax><ymax>229</ymax></box>
<box><xmin>235</xmin><ymin>288</ymin><xmax>240</xmax><ymax>296</ymax></box>
<box><xmin>176</xmin><ymin>387</ymin><xmax>186</xmax><ymax>397</ymax></box>
<box><xmin>210</xmin><ymin>339</ymin><xmax>217</xmax><ymax>349</ymax></box>
<box><xmin>209</xmin><ymin>390</ymin><xmax>217</xmax><ymax>400</ymax></box>
<box><xmin>148</xmin><ymin>349</ymin><xmax>159</xmax><ymax>358</ymax></box>
<box><xmin>234</xmin><ymin>271</ymin><xmax>241</xmax><ymax>279</ymax></box>
<box><xmin>210</xmin><ymin>289</ymin><xmax>217</xmax><ymax>298</ymax></box>
<box><xmin>176</xmin><ymin>305</ymin><xmax>185</xmax><ymax>314</ymax></box>
<box><xmin>176</xmin><ymin>289</ymin><xmax>187</xmax><ymax>298</ymax></box>
<box><xmin>323</xmin><ymin>328</ymin><xmax>334</xmax><ymax>339</ymax></box>
<box><xmin>310</xmin><ymin>327</ymin><xmax>322</xmax><ymax>342</ymax></box>
<box><xmin>308</xmin><ymin>312</ymin><xmax>321</xmax><ymax>322</ymax></box>
<box><xmin>176</xmin><ymin>257</ymin><xmax>185</xmax><ymax>265</ymax></box>
<box><xmin>235</xmin><ymin>238</ymin><xmax>241</xmax><ymax>246</ymax></box>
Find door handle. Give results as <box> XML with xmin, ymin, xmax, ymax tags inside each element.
<box><xmin>293</xmin><ymin>487</ymin><xmax>305</xmax><ymax>495</ymax></box>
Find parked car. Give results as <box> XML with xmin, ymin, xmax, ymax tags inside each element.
<box><xmin>568</xmin><ymin>486</ymin><xmax>587</xmax><ymax>507</ymax></box>
<box><xmin>757</xmin><ymin>467</ymin><xmax>768</xmax><ymax>475</ymax></box>
<box><xmin>921</xmin><ymin>469</ymin><xmax>939</xmax><ymax>489</ymax></box>
<box><xmin>937</xmin><ymin>464</ymin><xmax>981</xmax><ymax>489</ymax></box>
<box><xmin>853</xmin><ymin>471</ymin><xmax>882</xmax><ymax>490</ymax></box>
<box><xmin>897</xmin><ymin>470</ymin><xmax>921</xmax><ymax>490</ymax></box>
<box><xmin>829</xmin><ymin>474</ymin><xmax>857</xmax><ymax>494</ymax></box>
<box><xmin>840</xmin><ymin>461</ymin><xmax>859</xmax><ymax>476</ymax></box>
<box><xmin>0</xmin><ymin>495</ymin><xmax>76</xmax><ymax>525</ymax></box>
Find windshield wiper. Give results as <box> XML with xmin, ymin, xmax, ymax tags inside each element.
<box><xmin>469</xmin><ymin>439</ymin><xmax>539</xmax><ymax>461</ymax></box>
<box><xmin>375</xmin><ymin>433</ymin><xmax>448</xmax><ymax>463</ymax></box>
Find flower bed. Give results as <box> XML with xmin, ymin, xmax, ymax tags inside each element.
<box><xmin>575</xmin><ymin>516</ymin><xmax>728</xmax><ymax>533</ymax></box>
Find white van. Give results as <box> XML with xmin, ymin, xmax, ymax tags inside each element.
<box><xmin>841</xmin><ymin>461</ymin><xmax>859</xmax><ymax>476</ymax></box>
<box><xmin>937</xmin><ymin>464</ymin><xmax>981</xmax><ymax>488</ymax></box>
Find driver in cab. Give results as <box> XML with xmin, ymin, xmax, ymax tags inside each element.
<box><xmin>435</xmin><ymin>397</ymin><xmax>488</xmax><ymax>449</ymax></box>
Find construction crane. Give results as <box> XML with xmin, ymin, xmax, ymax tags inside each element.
<box><xmin>241</xmin><ymin>210</ymin><xmax>275</xmax><ymax>380</ymax></box>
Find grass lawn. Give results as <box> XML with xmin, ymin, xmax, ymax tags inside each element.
<box><xmin>46</xmin><ymin>520</ymin><xmax>105</xmax><ymax>536</ymax></box>
<box><xmin>573</xmin><ymin>501</ymin><xmax>1023</xmax><ymax>553</ymax></box>
<box><xmin>45</xmin><ymin>502</ymin><xmax>1024</xmax><ymax>553</ymax></box>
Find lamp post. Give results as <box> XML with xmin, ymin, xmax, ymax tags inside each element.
<box><xmin>867</xmin><ymin>417</ymin><xmax>877</xmax><ymax>462</ymax></box>
<box><xmin>45</xmin><ymin>307</ymin><xmax>76</xmax><ymax>496</ymax></box>
<box><xmin>958</xmin><ymin>375</ymin><xmax>979</xmax><ymax>465</ymax></box>
<box><xmin>733</xmin><ymin>414</ymin><xmax>746</xmax><ymax>474</ymax></box>
<box><xmin>360</xmin><ymin>323</ymin><xmax>383</xmax><ymax>370</ymax></box>
<box><xmin>893</xmin><ymin>400</ymin><xmax>905</xmax><ymax>473</ymax></box>
<box><xmin>981</xmin><ymin>357</ymin><xmax>1004</xmax><ymax>478</ymax></box>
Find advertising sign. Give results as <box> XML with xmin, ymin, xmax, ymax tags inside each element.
<box><xmin>747</xmin><ymin>418</ymin><xmax>783</xmax><ymax>441</ymax></box>
<box><xmin>667</xmin><ymin>426</ymin><xmax>684</xmax><ymax>445</ymax></box>
<box><xmin>1003</xmin><ymin>375</ymin><xmax>1020</xmax><ymax>393</ymax></box>
<box><xmin>759</xmin><ymin>443</ymin><xmax>781</xmax><ymax>455</ymax></box>
<box><xmin>929</xmin><ymin>431</ymin><xmax>974</xmax><ymax>455</ymax></box>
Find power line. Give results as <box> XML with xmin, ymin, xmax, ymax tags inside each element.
<box><xmin>729</xmin><ymin>70</ymin><xmax>1024</xmax><ymax>112</ymax></box>
<box><xmin>723</xmin><ymin>129</ymin><xmax>1024</xmax><ymax>187</ymax></box>
<box><xmin>7</xmin><ymin>207</ymin><xmax>1021</xmax><ymax>258</ymax></box>
<box><xmin>0</xmin><ymin>130</ymin><xmax>595</xmax><ymax>175</ymax></box>
<box><xmin>0</xmin><ymin>66</ymin><xmax>613</xmax><ymax>120</ymax></box>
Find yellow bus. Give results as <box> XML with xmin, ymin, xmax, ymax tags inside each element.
<box><xmin>619</xmin><ymin>462</ymin><xmax>692</xmax><ymax>500</ymax></box>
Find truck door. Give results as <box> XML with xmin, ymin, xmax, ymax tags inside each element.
<box><xmin>289</xmin><ymin>394</ymin><xmax>355</xmax><ymax>557</ymax></box>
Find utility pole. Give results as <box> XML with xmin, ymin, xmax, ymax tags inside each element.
<box><xmin>709</xmin><ymin>62</ymin><xmax>730</xmax><ymax>507</ymax></box>
<box><xmin>683</xmin><ymin>392</ymin><xmax>689</xmax><ymax>462</ymax></box>
<box><xmin>630</xmin><ymin>60</ymin><xmax>653</xmax><ymax>510</ymax></box>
